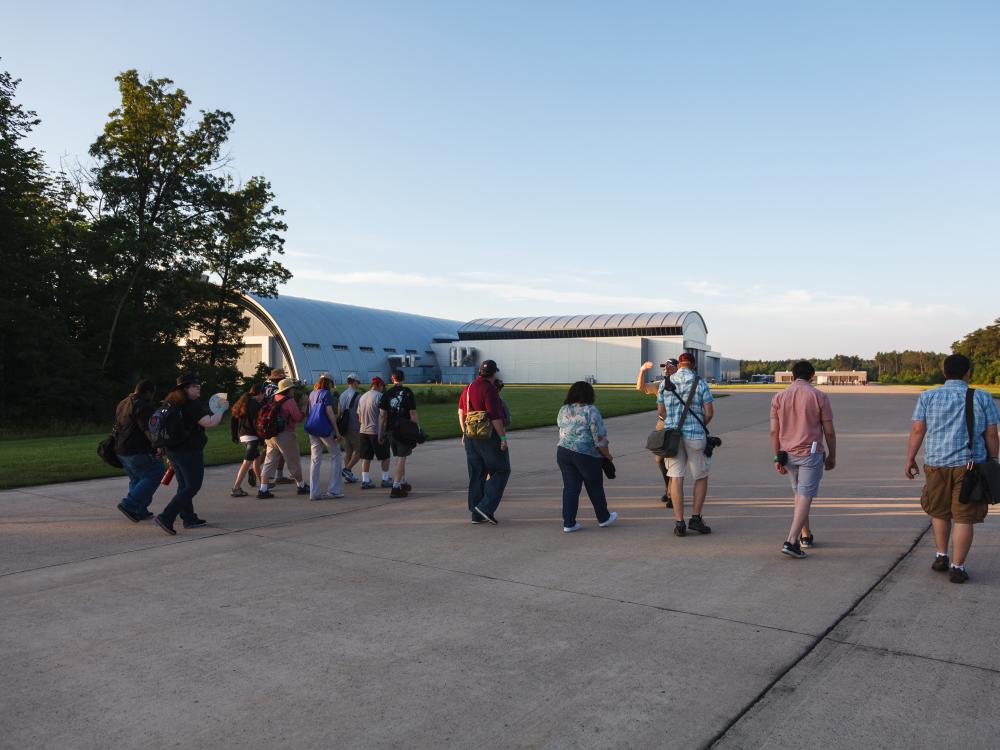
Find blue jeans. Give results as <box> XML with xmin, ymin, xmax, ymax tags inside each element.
<box><xmin>557</xmin><ymin>446</ymin><xmax>610</xmax><ymax>527</ymax></box>
<box><xmin>161</xmin><ymin>449</ymin><xmax>204</xmax><ymax>525</ymax></box>
<box><xmin>118</xmin><ymin>452</ymin><xmax>165</xmax><ymax>513</ymax></box>
<box><xmin>465</xmin><ymin>434</ymin><xmax>511</xmax><ymax>515</ymax></box>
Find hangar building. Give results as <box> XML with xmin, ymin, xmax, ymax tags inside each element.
<box><xmin>235</xmin><ymin>294</ymin><xmax>737</xmax><ymax>384</ymax></box>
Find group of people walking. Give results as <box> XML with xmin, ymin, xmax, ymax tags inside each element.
<box><xmin>112</xmin><ymin>352</ymin><xmax>999</xmax><ymax>583</ymax></box>
<box><xmin>112</xmin><ymin>367</ymin><xmax>423</xmax><ymax>535</ymax></box>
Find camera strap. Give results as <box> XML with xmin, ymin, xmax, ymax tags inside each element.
<box><xmin>668</xmin><ymin>376</ymin><xmax>712</xmax><ymax>438</ymax></box>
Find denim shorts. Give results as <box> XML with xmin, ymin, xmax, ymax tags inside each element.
<box><xmin>787</xmin><ymin>452</ymin><xmax>824</xmax><ymax>497</ymax></box>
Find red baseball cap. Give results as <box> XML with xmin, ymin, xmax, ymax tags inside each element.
<box><xmin>370</xmin><ymin>376</ymin><xmax>385</xmax><ymax>386</ymax></box>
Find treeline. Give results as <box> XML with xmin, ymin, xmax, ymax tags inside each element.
<box><xmin>0</xmin><ymin>66</ymin><xmax>289</xmax><ymax>425</ymax></box>
<box><xmin>741</xmin><ymin>321</ymin><xmax>1000</xmax><ymax>385</ymax></box>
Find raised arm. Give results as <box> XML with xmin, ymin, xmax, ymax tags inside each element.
<box><xmin>636</xmin><ymin>361</ymin><xmax>659</xmax><ymax>395</ymax></box>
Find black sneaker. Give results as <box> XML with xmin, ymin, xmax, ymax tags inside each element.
<box><xmin>247</xmin><ymin>471</ymin><xmax>256</xmax><ymax>487</ymax></box>
<box><xmin>296</xmin><ymin>484</ymin><xmax>311</xmax><ymax>495</ymax></box>
<box><xmin>153</xmin><ymin>515</ymin><xmax>176</xmax><ymax>536</ymax></box>
<box><xmin>661</xmin><ymin>493</ymin><xmax>673</xmax><ymax>509</ymax></box>
<box><xmin>257</xmin><ymin>490</ymin><xmax>275</xmax><ymax>499</ymax></box>
<box><xmin>673</xmin><ymin>520</ymin><xmax>687</xmax><ymax>537</ymax></box>
<box><xmin>117</xmin><ymin>503</ymin><xmax>142</xmax><ymax>523</ymax></box>
<box><xmin>138</xmin><ymin>510</ymin><xmax>155</xmax><ymax>520</ymax></box>
<box><xmin>931</xmin><ymin>555</ymin><xmax>950</xmax><ymax>572</ymax></box>
<box><xmin>183</xmin><ymin>517</ymin><xmax>208</xmax><ymax>529</ymax></box>
<box><xmin>401</xmin><ymin>483</ymin><xmax>412</xmax><ymax>493</ymax></box>
<box><xmin>781</xmin><ymin>541</ymin><xmax>807</xmax><ymax>559</ymax></box>
<box><xmin>688</xmin><ymin>515</ymin><xmax>712</xmax><ymax>534</ymax></box>
<box><xmin>474</xmin><ymin>507</ymin><xmax>498</xmax><ymax>525</ymax></box>
<box><xmin>471</xmin><ymin>513</ymin><xmax>484</xmax><ymax>524</ymax></box>
<box><xmin>390</xmin><ymin>486</ymin><xmax>408</xmax><ymax>498</ymax></box>
<box><xmin>800</xmin><ymin>534</ymin><xmax>814</xmax><ymax>548</ymax></box>
<box><xmin>949</xmin><ymin>566</ymin><xmax>969</xmax><ymax>584</ymax></box>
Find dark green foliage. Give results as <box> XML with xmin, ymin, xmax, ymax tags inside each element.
<box><xmin>1</xmin><ymin>63</ymin><xmax>289</xmax><ymax>423</ymax></box>
<box><xmin>953</xmin><ymin>319</ymin><xmax>1000</xmax><ymax>384</ymax></box>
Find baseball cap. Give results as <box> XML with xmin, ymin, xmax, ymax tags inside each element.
<box><xmin>175</xmin><ymin>373</ymin><xmax>202</xmax><ymax>388</ymax></box>
<box><xmin>661</xmin><ymin>358</ymin><xmax>679</xmax><ymax>367</ymax></box>
<box><xmin>370</xmin><ymin>376</ymin><xmax>385</xmax><ymax>387</ymax></box>
<box><xmin>479</xmin><ymin>359</ymin><xmax>499</xmax><ymax>377</ymax></box>
<box><xmin>346</xmin><ymin>373</ymin><xmax>359</xmax><ymax>383</ymax></box>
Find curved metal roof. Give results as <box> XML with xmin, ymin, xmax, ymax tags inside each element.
<box><xmin>459</xmin><ymin>311</ymin><xmax>706</xmax><ymax>335</ymax></box>
<box><xmin>242</xmin><ymin>294</ymin><xmax>462</xmax><ymax>381</ymax></box>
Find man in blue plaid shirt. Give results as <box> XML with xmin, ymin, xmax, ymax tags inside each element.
<box><xmin>657</xmin><ymin>352</ymin><xmax>715</xmax><ymax>536</ymax></box>
<box><xmin>906</xmin><ymin>354</ymin><xmax>999</xmax><ymax>583</ymax></box>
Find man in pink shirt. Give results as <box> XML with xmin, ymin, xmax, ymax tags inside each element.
<box><xmin>770</xmin><ymin>361</ymin><xmax>837</xmax><ymax>558</ymax></box>
<box><xmin>258</xmin><ymin>379</ymin><xmax>309</xmax><ymax>497</ymax></box>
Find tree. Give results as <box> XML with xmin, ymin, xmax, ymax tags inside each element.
<box><xmin>953</xmin><ymin>319</ymin><xmax>1000</xmax><ymax>384</ymax></box>
<box><xmin>82</xmin><ymin>70</ymin><xmax>234</xmax><ymax>374</ymax></box>
<box><xmin>180</xmin><ymin>176</ymin><xmax>289</xmax><ymax>391</ymax></box>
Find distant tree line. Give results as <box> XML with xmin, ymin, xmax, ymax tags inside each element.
<box><xmin>740</xmin><ymin>320</ymin><xmax>1000</xmax><ymax>385</ymax></box>
<box><xmin>0</xmin><ymin>65</ymin><xmax>289</xmax><ymax>425</ymax></box>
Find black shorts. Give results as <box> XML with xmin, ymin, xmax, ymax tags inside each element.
<box><xmin>389</xmin><ymin>435</ymin><xmax>413</xmax><ymax>458</ymax></box>
<box><xmin>243</xmin><ymin>440</ymin><xmax>260</xmax><ymax>461</ymax></box>
<box><xmin>359</xmin><ymin>433</ymin><xmax>389</xmax><ymax>462</ymax></box>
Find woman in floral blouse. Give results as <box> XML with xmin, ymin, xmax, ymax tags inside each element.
<box><xmin>556</xmin><ymin>381</ymin><xmax>618</xmax><ymax>532</ymax></box>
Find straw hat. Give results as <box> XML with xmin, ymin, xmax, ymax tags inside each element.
<box><xmin>275</xmin><ymin>378</ymin><xmax>296</xmax><ymax>394</ymax></box>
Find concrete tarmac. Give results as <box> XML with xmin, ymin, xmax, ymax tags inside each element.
<box><xmin>2</xmin><ymin>392</ymin><xmax>998</xmax><ymax>749</ymax></box>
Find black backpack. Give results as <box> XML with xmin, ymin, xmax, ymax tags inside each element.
<box><xmin>336</xmin><ymin>391</ymin><xmax>360</xmax><ymax>435</ymax></box>
<box><xmin>148</xmin><ymin>402</ymin><xmax>189</xmax><ymax>449</ymax></box>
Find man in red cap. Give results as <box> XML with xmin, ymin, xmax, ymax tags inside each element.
<box><xmin>637</xmin><ymin>358</ymin><xmax>680</xmax><ymax>508</ymax></box>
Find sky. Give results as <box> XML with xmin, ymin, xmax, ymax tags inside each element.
<box><xmin>3</xmin><ymin>1</ymin><xmax>998</xmax><ymax>359</ymax></box>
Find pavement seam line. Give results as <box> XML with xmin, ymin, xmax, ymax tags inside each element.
<box><xmin>240</xmin><ymin>530</ymin><xmax>816</xmax><ymax>639</ymax></box>
<box><xmin>704</xmin><ymin>520</ymin><xmax>933</xmax><ymax>750</ymax></box>
<box><xmin>823</xmin><ymin>638</ymin><xmax>1000</xmax><ymax>675</ymax></box>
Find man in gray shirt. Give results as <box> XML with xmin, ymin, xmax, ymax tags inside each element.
<box><xmin>356</xmin><ymin>377</ymin><xmax>392</xmax><ymax>489</ymax></box>
<box><xmin>338</xmin><ymin>374</ymin><xmax>363</xmax><ymax>483</ymax></box>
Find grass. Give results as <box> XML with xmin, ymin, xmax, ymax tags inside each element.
<box><xmin>0</xmin><ymin>385</ymin><xmax>670</xmax><ymax>490</ymax></box>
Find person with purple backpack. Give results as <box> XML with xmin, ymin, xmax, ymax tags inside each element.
<box><xmin>305</xmin><ymin>374</ymin><xmax>345</xmax><ymax>500</ymax></box>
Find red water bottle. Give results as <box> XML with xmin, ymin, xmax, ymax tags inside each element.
<box><xmin>160</xmin><ymin>466</ymin><xmax>174</xmax><ymax>485</ymax></box>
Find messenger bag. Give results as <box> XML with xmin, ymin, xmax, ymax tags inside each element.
<box><xmin>463</xmin><ymin>386</ymin><xmax>494</xmax><ymax>440</ymax></box>
<box><xmin>959</xmin><ymin>388</ymin><xmax>1000</xmax><ymax>505</ymax></box>
<box><xmin>646</xmin><ymin>376</ymin><xmax>699</xmax><ymax>458</ymax></box>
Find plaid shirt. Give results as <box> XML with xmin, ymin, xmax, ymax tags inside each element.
<box><xmin>657</xmin><ymin>368</ymin><xmax>713</xmax><ymax>438</ymax></box>
<box><xmin>912</xmin><ymin>380</ymin><xmax>1000</xmax><ymax>466</ymax></box>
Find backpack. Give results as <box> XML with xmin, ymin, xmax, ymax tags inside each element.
<box><xmin>148</xmin><ymin>402</ymin><xmax>189</xmax><ymax>450</ymax></box>
<box><xmin>336</xmin><ymin>391</ymin><xmax>360</xmax><ymax>435</ymax></box>
<box><xmin>256</xmin><ymin>398</ymin><xmax>289</xmax><ymax>439</ymax></box>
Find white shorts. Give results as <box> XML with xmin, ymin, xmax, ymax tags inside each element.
<box><xmin>665</xmin><ymin>437</ymin><xmax>711</xmax><ymax>480</ymax></box>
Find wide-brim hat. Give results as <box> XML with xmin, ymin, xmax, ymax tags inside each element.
<box><xmin>173</xmin><ymin>373</ymin><xmax>202</xmax><ymax>390</ymax></box>
<box><xmin>275</xmin><ymin>378</ymin><xmax>296</xmax><ymax>394</ymax></box>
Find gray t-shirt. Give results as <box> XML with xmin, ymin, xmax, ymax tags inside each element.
<box><xmin>357</xmin><ymin>389</ymin><xmax>383</xmax><ymax>435</ymax></box>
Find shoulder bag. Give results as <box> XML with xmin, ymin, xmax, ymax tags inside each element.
<box><xmin>463</xmin><ymin>385</ymin><xmax>494</xmax><ymax>440</ymax></box>
<box><xmin>646</xmin><ymin>376</ymin><xmax>699</xmax><ymax>458</ymax></box>
<box><xmin>959</xmin><ymin>388</ymin><xmax>1000</xmax><ymax>505</ymax></box>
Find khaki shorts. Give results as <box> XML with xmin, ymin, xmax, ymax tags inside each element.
<box><xmin>263</xmin><ymin>431</ymin><xmax>303</xmax><ymax>481</ymax></box>
<box><xmin>921</xmin><ymin>465</ymin><xmax>988</xmax><ymax>524</ymax></box>
<box><xmin>342</xmin><ymin>430</ymin><xmax>361</xmax><ymax>455</ymax></box>
<box><xmin>665</xmin><ymin>437</ymin><xmax>711</xmax><ymax>480</ymax></box>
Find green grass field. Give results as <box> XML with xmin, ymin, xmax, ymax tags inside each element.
<box><xmin>0</xmin><ymin>385</ymin><xmax>665</xmax><ymax>490</ymax></box>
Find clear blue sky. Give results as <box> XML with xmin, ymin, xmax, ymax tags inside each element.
<box><xmin>4</xmin><ymin>1</ymin><xmax>998</xmax><ymax>358</ymax></box>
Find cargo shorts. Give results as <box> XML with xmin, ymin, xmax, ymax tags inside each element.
<box><xmin>921</xmin><ymin>465</ymin><xmax>988</xmax><ymax>524</ymax></box>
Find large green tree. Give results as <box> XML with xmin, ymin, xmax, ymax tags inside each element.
<box><xmin>953</xmin><ymin>319</ymin><xmax>1000</xmax><ymax>384</ymax></box>
<box><xmin>83</xmin><ymin>70</ymin><xmax>235</xmax><ymax>378</ymax></box>
<box><xmin>181</xmin><ymin>175</ymin><xmax>290</xmax><ymax>389</ymax></box>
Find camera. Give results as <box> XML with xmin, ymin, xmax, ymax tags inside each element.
<box><xmin>704</xmin><ymin>435</ymin><xmax>722</xmax><ymax>457</ymax></box>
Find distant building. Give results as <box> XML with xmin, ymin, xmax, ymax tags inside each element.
<box><xmin>229</xmin><ymin>294</ymin><xmax>735</xmax><ymax>384</ymax></box>
<box><xmin>775</xmin><ymin>370</ymin><xmax>869</xmax><ymax>385</ymax></box>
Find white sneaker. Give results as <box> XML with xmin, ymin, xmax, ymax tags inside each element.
<box><xmin>598</xmin><ymin>511</ymin><xmax>618</xmax><ymax>528</ymax></box>
<box><xmin>323</xmin><ymin>492</ymin><xmax>345</xmax><ymax>499</ymax></box>
<box><xmin>563</xmin><ymin>523</ymin><xmax>583</xmax><ymax>533</ymax></box>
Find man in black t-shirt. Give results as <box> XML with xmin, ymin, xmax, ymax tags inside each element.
<box><xmin>114</xmin><ymin>380</ymin><xmax>166</xmax><ymax>523</ymax></box>
<box><xmin>378</xmin><ymin>369</ymin><xmax>420</xmax><ymax>498</ymax></box>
